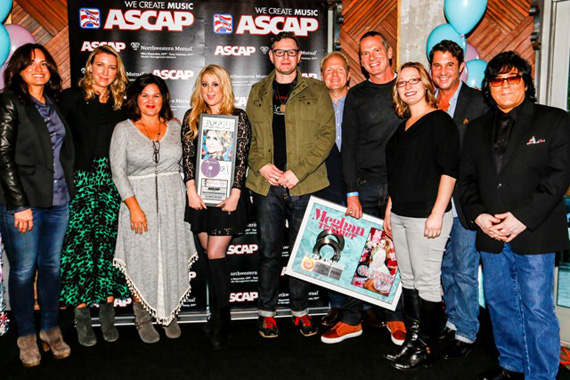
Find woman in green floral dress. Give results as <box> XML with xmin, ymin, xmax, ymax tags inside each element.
<box><xmin>59</xmin><ymin>46</ymin><xmax>130</xmax><ymax>346</ymax></box>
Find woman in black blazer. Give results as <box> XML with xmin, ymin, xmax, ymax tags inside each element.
<box><xmin>0</xmin><ymin>44</ymin><xmax>75</xmax><ymax>367</ymax></box>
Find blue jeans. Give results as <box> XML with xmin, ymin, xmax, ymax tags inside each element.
<box><xmin>253</xmin><ymin>186</ymin><xmax>311</xmax><ymax>317</ymax></box>
<box><xmin>481</xmin><ymin>245</ymin><xmax>559</xmax><ymax>380</ymax></box>
<box><xmin>340</xmin><ymin>178</ymin><xmax>403</xmax><ymax>325</ymax></box>
<box><xmin>0</xmin><ymin>204</ymin><xmax>69</xmax><ymax>336</ymax></box>
<box><xmin>441</xmin><ymin>217</ymin><xmax>479</xmax><ymax>343</ymax></box>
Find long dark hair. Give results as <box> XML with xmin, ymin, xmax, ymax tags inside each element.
<box><xmin>481</xmin><ymin>51</ymin><xmax>536</xmax><ymax>106</ymax></box>
<box><xmin>124</xmin><ymin>74</ymin><xmax>173</xmax><ymax>122</ymax></box>
<box><xmin>3</xmin><ymin>43</ymin><xmax>62</xmax><ymax>104</ymax></box>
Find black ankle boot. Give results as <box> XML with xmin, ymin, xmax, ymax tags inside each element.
<box><xmin>384</xmin><ymin>288</ymin><xmax>420</xmax><ymax>362</ymax></box>
<box><xmin>210</xmin><ymin>307</ymin><xmax>230</xmax><ymax>350</ymax></box>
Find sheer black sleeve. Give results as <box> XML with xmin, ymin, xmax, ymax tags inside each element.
<box><xmin>232</xmin><ymin>109</ymin><xmax>252</xmax><ymax>189</ymax></box>
<box><xmin>181</xmin><ymin>109</ymin><xmax>197</xmax><ymax>183</ymax></box>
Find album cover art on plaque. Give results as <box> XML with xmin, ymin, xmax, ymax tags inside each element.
<box><xmin>285</xmin><ymin>197</ymin><xmax>402</xmax><ymax>310</ymax></box>
<box><xmin>195</xmin><ymin>114</ymin><xmax>239</xmax><ymax>206</ymax></box>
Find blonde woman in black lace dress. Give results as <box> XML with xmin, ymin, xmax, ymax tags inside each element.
<box><xmin>182</xmin><ymin>64</ymin><xmax>251</xmax><ymax>350</ymax></box>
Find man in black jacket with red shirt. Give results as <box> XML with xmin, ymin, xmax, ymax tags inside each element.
<box><xmin>460</xmin><ymin>51</ymin><xmax>570</xmax><ymax>380</ymax></box>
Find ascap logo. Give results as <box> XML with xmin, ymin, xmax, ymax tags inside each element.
<box><xmin>189</xmin><ymin>271</ymin><xmax>197</xmax><ymax>280</ymax></box>
<box><xmin>213</xmin><ymin>14</ymin><xmax>233</xmax><ymax>34</ymax></box>
<box><xmin>229</xmin><ymin>292</ymin><xmax>258</xmax><ymax>302</ymax></box>
<box><xmin>80</xmin><ymin>8</ymin><xmax>101</xmax><ymax>29</ymax></box>
<box><xmin>235</xmin><ymin>96</ymin><xmax>247</xmax><ymax>108</ymax></box>
<box><xmin>104</xmin><ymin>10</ymin><xmax>194</xmax><ymax>32</ymax></box>
<box><xmin>131</xmin><ymin>42</ymin><xmax>141</xmax><ymax>51</ymax></box>
<box><xmin>259</xmin><ymin>46</ymin><xmax>270</xmax><ymax>54</ymax></box>
<box><xmin>227</xmin><ymin>244</ymin><xmax>258</xmax><ymax>255</ymax></box>
<box><xmin>215</xmin><ymin>45</ymin><xmax>256</xmax><ymax>56</ymax></box>
<box><xmin>235</xmin><ymin>15</ymin><xmax>318</xmax><ymax>37</ymax></box>
<box><xmin>81</xmin><ymin>41</ymin><xmax>126</xmax><ymax>52</ymax></box>
<box><xmin>152</xmin><ymin>69</ymin><xmax>194</xmax><ymax>80</ymax></box>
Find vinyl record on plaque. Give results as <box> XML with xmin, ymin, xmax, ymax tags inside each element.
<box><xmin>201</xmin><ymin>158</ymin><xmax>220</xmax><ymax>178</ymax></box>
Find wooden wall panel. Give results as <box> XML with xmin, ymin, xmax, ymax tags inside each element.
<box><xmin>467</xmin><ymin>0</ymin><xmax>535</xmax><ymax>74</ymax></box>
<box><xmin>11</xmin><ymin>0</ymin><xmax>71</xmax><ymax>88</ymax></box>
<box><xmin>340</xmin><ymin>0</ymin><xmax>398</xmax><ymax>84</ymax></box>
<box><xmin>339</xmin><ymin>0</ymin><xmax>535</xmax><ymax>86</ymax></box>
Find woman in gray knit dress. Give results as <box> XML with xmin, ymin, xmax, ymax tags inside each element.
<box><xmin>110</xmin><ymin>74</ymin><xmax>197</xmax><ymax>343</ymax></box>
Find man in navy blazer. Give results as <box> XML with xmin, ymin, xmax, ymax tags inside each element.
<box><xmin>460</xmin><ymin>52</ymin><xmax>570</xmax><ymax>380</ymax></box>
<box><xmin>429</xmin><ymin>40</ymin><xmax>488</xmax><ymax>359</ymax></box>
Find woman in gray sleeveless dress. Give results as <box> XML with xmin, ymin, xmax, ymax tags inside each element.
<box><xmin>110</xmin><ymin>74</ymin><xmax>197</xmax><ymax>343</ymax></box>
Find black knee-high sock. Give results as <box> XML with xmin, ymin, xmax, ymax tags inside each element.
<box><xmin>208</xmin><ymin>257</ymin><xmax>231</xmax><ymax>310</ymax></box>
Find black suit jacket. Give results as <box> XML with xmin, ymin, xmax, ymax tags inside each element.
<box><xmin>451</xmin><ymin>83</ymin><xmax>488</xmax><ymax>228</ymax></box>
<box><xmin>460</xmin><ymin>99</ymin><xmax>570</xmax><ymax>254</ymax></box>
<box><xmin>0</xmin><ymin>91</ymin><xmax>75</xmax><ymax>210</ymax></box>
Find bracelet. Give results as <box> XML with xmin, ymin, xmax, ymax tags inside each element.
<box><xmin>347</xmin><ymin>192</ymin><xmax>359</xmax><ymax>197</ymax></box>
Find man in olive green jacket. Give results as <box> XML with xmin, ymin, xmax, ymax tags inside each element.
<box><xmin>246</xmin><ymin>32</ymin><xmax>335</xmax><ymax>339</ymax></box>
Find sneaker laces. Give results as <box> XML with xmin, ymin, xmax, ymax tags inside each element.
<box><xmin>263</xmin><ymin>317</ymin><xmax>277</xmax><ymax>329</ymax></box>
<box><xmin>562</xmin><ymin>347</ymin><xmax>570</xmax><ymax>366</ymax></box>
<box><xmin>294</xmin><ymin>315</ymin><xmax>312</xmax><ymax>327</ymax></box>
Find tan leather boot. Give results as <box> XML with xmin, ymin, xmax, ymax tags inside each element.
<box><xmin>39</xmin><ymin>327</ymin><xmax>71</xmax><ymax>359</ymax></box>
<box><xmin>17</xmin><ymin>334</ymin><xmax>41</xmax><ymax>367</ymax></box>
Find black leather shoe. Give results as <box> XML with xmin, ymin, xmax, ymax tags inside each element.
<box><xmin>320</xmin><ymin>308</ymin><xmax>340</xmax><ymax>328</ymax></box>
<box><xmin>391</xmin><ymin>336</ymin><xmax>433</xmax><ymax>371</ymax></box>
<box><xmin>478</xmin><ymin>367</ymin><xmax>524</xmax><ymax>380</ymax></box>
<box><xmin>436</xmin><ymin>326</ymin><xmax>455</xmax><ymax>344</ymax></box>
<box><xmin>442</xmin><ymin>339</ymin><xmax>473</xmax><ymax>360</ymax></box>
<box><xmin>362</xmin><ymin>309</ymin><xmax>385</xmax><ymax>328</ymax></box>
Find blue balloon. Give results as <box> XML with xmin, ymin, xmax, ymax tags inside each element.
<box><xmin>0</xmin><ymin>0</ymin><xmax>12</xmax><ymax>24</ymax></box>
<box><xmin>466</xmin><ymin>59</ymin><xmax>487</xmax><ymax>89</ymax></box>
<box><xmin>445</xmin><ymin>0</ymin><xmax>488</xmax><ymax>35</ymax></box>
<box><xmin>426</xmin><ymin>24</ymin><xmax>466</xmax><ymax>59</ymax></box>
<box><xmin>0</xmin><ymin>25</ymin><xmax>10</xmax><ymax>67</ymax></box>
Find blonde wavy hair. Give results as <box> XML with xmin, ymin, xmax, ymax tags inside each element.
<box><xmin>185</xmin><ymin>64</ymin><xmax>235</xmax><ymax>141</ymax></box>
<box><xmin>79</xmin><ymin>45</ymin><xmax>128</xmax><ymax>110</ymax></box>
<box><xmin>392</xmin><ymin>62</ymin><xmax>438</xmax><ymax>118</ymax></box>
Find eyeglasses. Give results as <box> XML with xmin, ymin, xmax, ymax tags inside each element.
<box><xmin>152</xmin><ymin>140</ymin><xmax>160</xmax><ymax>164</ymax></box>
<box><xmin>272</xmin><ymin>49</ymin><xmax>299</xmax><ymax>57</ymax></box>
<box><xmin>489</xmin><ymin>75</ymin><xmax>522</xmax><ymax>87</ymax></box>
<box><xmin>396</xmin><ymin>77</ymin><xmax>421</xmax><ymax>88</ymax></box>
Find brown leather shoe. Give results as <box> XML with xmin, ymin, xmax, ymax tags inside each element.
<box><xmin>17</xmin><ymin>334</ymin><xmax>41</xmax><ymax>367</ymax></box>
<box><xmin>39</xmin><ymin>327</ymin><xmax>71</xmax><ymax>359</ymax></box>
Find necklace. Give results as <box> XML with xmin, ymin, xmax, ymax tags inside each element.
<box><xmin>275</xmin><ymin>85</ymin><xmax>286</xmax><ymax>113</ymax></box>
<box><xmin>139</xmin><ymin>119</ymin><xmax>162</xmax><ymax>141</ymax></box>
<box><xmin>274</xmin><ymin>81</ymin><xmax>295</xmax><ymax>113</ymax></box>
<box><xmin>139</xmin><ymin>119</ymin><xmax>163</xmax><ymax>164</ymax></box>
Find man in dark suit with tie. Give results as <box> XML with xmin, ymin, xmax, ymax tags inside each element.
<box><xmin>429</xmin><ymin>40</ymin><xmax>488</xmax><ymax>359</ymax></box>
<box><xmin>460</xmin><ymin>51</ymin><xmax>570</xmax><ymax>380</ymax></box>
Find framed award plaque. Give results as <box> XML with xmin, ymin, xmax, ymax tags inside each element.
<box><xmin>285</xmin><ymin>196</ymin><xmax>402</xmax><ymax>310</ymax></box>
<box><xmin>195</xmin><ymin>113</ymin><xmax>239</xmax><ymax>206</ymax></box>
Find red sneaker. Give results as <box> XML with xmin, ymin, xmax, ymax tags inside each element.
<box><xmin>386</xmin><ymin>321</ymin><xmax>406</xmax><ymax>346</ymax></box>
<box><xmin>321</xmin><ymin>322</ymin><xmax>363</xmax><ymax>344</ymax></box>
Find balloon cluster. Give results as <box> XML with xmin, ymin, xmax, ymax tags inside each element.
<box><xmin>426</xmin><ymin>0</ymin><xmax>488</xmax><ymax>89</ymax></box>
<box><xmin>0</xmin><ymin>1</ymin><xmax>36</xmax><ymax>89</ymax></box>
